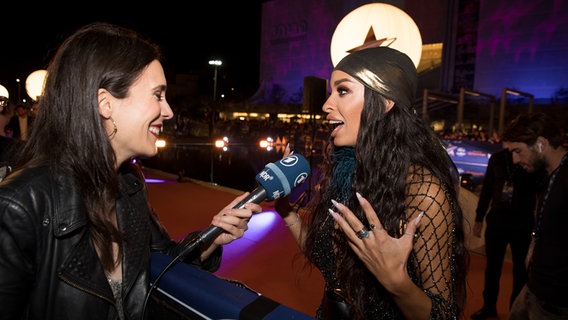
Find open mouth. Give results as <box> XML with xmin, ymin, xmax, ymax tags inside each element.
<box><xmin>327</xmin><ymin>120</ymin><xmax>344</xmax><ymax>127</ymax></box>
<box><xmin>327</xmin><ymin>120</ymin><xmax>344</xmax><ymax>133</ymax></box>
<box><xmin>149</xmin><ymin>125</ymin><xmax>162</xmax><ymax>137</ymax></box>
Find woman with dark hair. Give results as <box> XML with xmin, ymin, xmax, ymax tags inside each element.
<box><xmin>276</xmin><ymin>46</ymin><xmax>468</xmax><ymax>319</ymax></box>
<box><xmin>0</xmin><ymin>22</ymin><xmax>261</xmax><ymax>319</ymax></box>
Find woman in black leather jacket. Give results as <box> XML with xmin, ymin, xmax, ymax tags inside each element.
<box><xmin>0</xmin><ymin>22</ymin><xmax>262</xmax><ymax>320</ymax></box>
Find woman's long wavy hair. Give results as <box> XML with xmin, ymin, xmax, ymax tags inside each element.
<box><xmin>303</xmin><ymin>88</ymin><xmax>468</xmax><ymax>317</ymax></box>
<box><xmin>13</xmin><ymin>22</ymin><xmax>161</xmax><ymax>272</ymax></box>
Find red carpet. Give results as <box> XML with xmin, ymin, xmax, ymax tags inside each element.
<box><xmin>144</xmin><ymin>167</ymin><xmax>512</xmax><ymax>319</ymax></box>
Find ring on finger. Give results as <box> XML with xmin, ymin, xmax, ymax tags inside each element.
<box><xmin>356</xmin><ymin>227</ymin><xmax>370</xmax><ymax>239</ymax></box>
<box><xmin>404</xmin><ymin>232</ymin><xmax>419</xmax><ymax>239</ymax></box>
<box><xmin>369</xmin><ymin>224</ymin><xmax>383</xmax><ymax>231</ymax></box>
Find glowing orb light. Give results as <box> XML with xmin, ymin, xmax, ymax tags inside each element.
<box><xmin>330</xmin><ymin>3</ymin><xmax>422</xmax><ymax>68</ymax></box>
<box><xmin>25</xmin><ymin>70</ymin><xmax>48</xmax><ymax>101</ymax></box>
<box><xmin>0</xmin><ymin>84</ymin><xmax>8</xmax><ymax>99</ymax></box>
<box><xmin>0</xmin><ymin>84</ymin><xmax>8</xmax><ymax>108</ymax></box>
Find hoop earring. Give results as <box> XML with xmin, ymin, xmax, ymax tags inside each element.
<box><xmin>108</xmin><ymin>117</ymin><xmax>117</xmax><ymax>138</ymax></box>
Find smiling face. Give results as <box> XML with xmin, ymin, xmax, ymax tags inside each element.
<box><xmin>100</xmin><ymin>60</ymin><xmax>173</xmax><ymax>166</ymax></box>
<box><xmin>322</xmin><ymin>70</ymin><xmax>365</xmax><ymax>147</ymax></box>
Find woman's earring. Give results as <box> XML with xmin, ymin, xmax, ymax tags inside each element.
<box><xmin>108</xmin><ymin>117</ymin><xmax>117</xmax><ymax>138</ymax></box>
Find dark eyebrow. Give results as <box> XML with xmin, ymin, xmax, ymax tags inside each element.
<box><xmin>154</xmin><ymin>84</ymin><xmax>167</xmax><ymax>91</ymax></box>
<box><xmin>332</xmin><ymin>78</ymin><xmax>356</xmax><ymax>87</ymax></box>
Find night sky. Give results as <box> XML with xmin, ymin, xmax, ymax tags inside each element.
<box><xmin>0</xmin><ymin>2</ymin><xmax>266</xmax><ymax>102</ymax></box>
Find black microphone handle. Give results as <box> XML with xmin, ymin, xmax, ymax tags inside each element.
<box><xmin>231</xmin><ymin>186</ymin><xmax>268</xmax><ymax>210</ymax></box>
<box><xmin>175</xmin><ymin>186</ymin><xmax>267</xmax><ymax>261</ymax></box>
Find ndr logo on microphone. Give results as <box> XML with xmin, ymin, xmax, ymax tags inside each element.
<box><xmin>257</xmin><ymin>170</ymin><xmax>274</xmax><ymax>182</ymax></box>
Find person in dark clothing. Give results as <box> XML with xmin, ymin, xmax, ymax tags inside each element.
<box><xmin>4</xmin><ymin>104</ymin><xmax>32</xmax><ymax>141</ymax></box>
<box><xmin>0</xmin><ymin>135</ymin><xmax>20</xmax><ymax>182</ymax></box>
<box><xmin>471</xmin><ymin>148</ymin><xmax>541</xmax><ymax>320</ymax></box>
<box><xmin>0</xmin><ymin>22</ymin><xmax>262</xmax><ymax>320</ymax></box>
<box><xmin>275</xmin><ymin>47</ymin><xmax>468</xmax><ymax>319</ymax></box>
<box><xmin>502</xmin><ymin>112</ymin><xmax>568</xmax><ymax>320</ymax></box>
<box><xmin>0</xmin><ymin>102</ymin><xmax>20</xmax><ymax>181</ymax></box>
<box><xmin>0</xmin><ymin>135</ymin><xmax>17</xmax><ymax>162</ymax></box>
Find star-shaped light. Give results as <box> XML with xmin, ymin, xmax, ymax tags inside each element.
<box><xmin>347</xmin><ymin>27</ymin><xmax>397</xmax><ymax>54</ymax></box>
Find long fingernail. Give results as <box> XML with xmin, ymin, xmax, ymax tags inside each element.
<box><xmin>328</xmin><ymin>208</ymin><xmax>338</xmax><ymax>219</ymax></box>
<box><xmin>356</xmin><ymin>192</ymin><xmax>363</xmax><ymax>202</ymax></box>
<box><xmin>331</xmin><ymin>199</ymin><xmax>341</xmax><ymax>209</ymax></box>
<box><xmin>416</xmin><ymin>212</ymin><xmax>424</xmax><ymax>225</ymax></box>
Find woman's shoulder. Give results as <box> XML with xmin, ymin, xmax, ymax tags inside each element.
<box><xmin>0</xmin><ymin>166</ymin><xmax>76</xmax><ymax>204</ymax></box>
<box><xmin>0</xmin><ymin>166</ymin><xmax>58</xmax><ymax>223</ymax></box>
<box><xmin>0</xmin><ymin>166</ymin><xmax>85</xmax><ymax>231</ymax></box>
<box><xmin>0</xmin><ymin>166</ymin><xmax>53</xmax><ymax>190</ymax></box>
<box><xmin>407</xmin><ymin>165</ymin><xmax>441</xmax><ymax>186</ymax></box>
<box><xmin>406</xmin><ymin>165</ymin><xmax>454</xmax><ymax>212</ymax></box>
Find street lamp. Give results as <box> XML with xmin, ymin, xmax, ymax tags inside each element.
<box><xmin>208</xmin><ymin>59</ymin><xmax>222</xmax><ymax>102</ymax></box>
<box><xmin>16</xmin><ymin>78</ymin><xmax>21</xmax><ymax>103</ymax></box>
<box><xmin>207</xmin><ymin>60</ymin><xmax>222</xmax><ymax>183</ymax></box>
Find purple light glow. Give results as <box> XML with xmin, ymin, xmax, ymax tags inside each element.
<box><xmin>215</xmin><ymin>210</ymin><xmax>281</xmax><ymax>273</ymax></box>
<box><xmin>475</xmin><ymin>0</ymin><xmax>568</xmax><ymax>100</ymax></box>
<box><xmin>144</xmin><ymin>178</ymin><xmax>167</xmax><ymax>184</ymax></box>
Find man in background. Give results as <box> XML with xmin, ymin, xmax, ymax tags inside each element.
<box><xmin>503</xmin><ymin>112</ymin><xmax>568</xmax><ymax>319</ymax></box>
<box><xmin>5</xmin><ymin>104</ymin><xmax>31</xmax><ymax>141</ymax></box>
<box><xmin>471</xmin><ymin>147</ymin><xmax>541</xmax><ymax>320</ymax></box>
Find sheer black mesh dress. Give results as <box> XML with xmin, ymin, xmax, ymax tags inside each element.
<box><xmin>311</xmin><ymin>165</ymin><xmax>462</xmax><ymax>319</ymax></box>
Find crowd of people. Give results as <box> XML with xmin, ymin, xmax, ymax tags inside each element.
<box><xmin>167</xmin><ymin>110</ymin><xmax>505</xmax><ymax>143</ymax></box>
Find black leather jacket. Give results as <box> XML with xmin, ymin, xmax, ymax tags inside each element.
<box><xmin>0</xmin><ymin>164</ymin><xmax>221</xmax><ymax>320</ymax></box>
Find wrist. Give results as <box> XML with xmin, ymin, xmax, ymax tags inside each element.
<box><xmin>285</xmin><ymin>213</ymin><xmax>301</xmax><ymax>228</ymax></box>
<box><xmin>274</xmin><ymin>198</ymin><xmax>294</xmax><ymax>217</ymax></box>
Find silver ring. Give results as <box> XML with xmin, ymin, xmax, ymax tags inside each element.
<box><xmin>356</xmin><ymin>227</ymin><xmax>370</xmax><ymax>239</ymax></box>
<box><xmin>404</xmin><ymin>232</ymin><xmax>418</xmax><ymax>238</ymax></box>
<box><xmin>369</xmin><ymin>224</ymin><xmax>384</xmax><ymax>231</ymax></box>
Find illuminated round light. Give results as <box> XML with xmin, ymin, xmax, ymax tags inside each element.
<box><xmin>0</xmin><ymin>84</ymin><xmax>9</xmax><ymax>99</ymax></box>
<box><xmin>155</xmin><ymin>139</ymin><xmax>166</xmax><ymax>148</ymax></box>
<box><xmin>0</xmin><ymin>84</ymin><xmax>8</xmax><ymax>108</ymax></box>
<box><xmin>259</xmin><ymin>140</ymin><xmax>269</xmax><ymax>148</ymax></box>
<box><xmin>25</xmin><ymin>70</ymin><xmax>48</xmax><ymax>101</ymax></box>
<box><xmin>215</xmin><ymin>139</ymin><xmax>226</xmax><ymax>148</ymax></box>
<box><xmin>330</xmin><ymin>3</ymin><xmax>422</xmax><ymax>68</ymax></box>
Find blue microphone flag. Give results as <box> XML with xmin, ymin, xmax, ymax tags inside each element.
<box><xmin>255</xmin><ymin>154</ymin><xmax>310</xmax><ymax>201</ymax></box>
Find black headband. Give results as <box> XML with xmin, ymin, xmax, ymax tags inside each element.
<box><xmin>334</xmin><ymin>46</ymin><xmax>417</xmax><ymax>109</ymax></box>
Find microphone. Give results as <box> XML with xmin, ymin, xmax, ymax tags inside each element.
<box><xmin>174</xmin><ymin>153</ymin><xmax>311</xmax><ymax>260</ymax></box>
